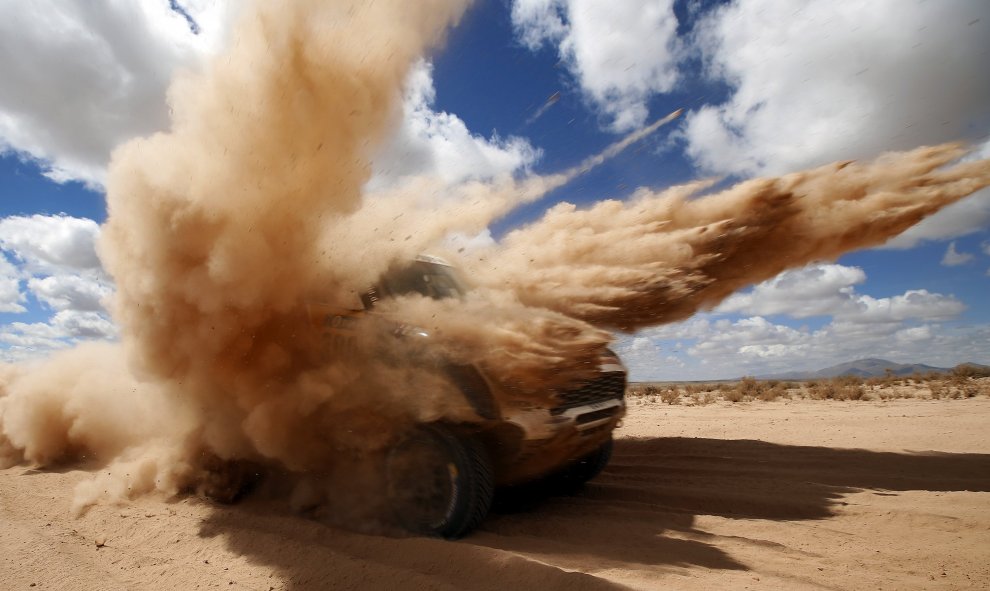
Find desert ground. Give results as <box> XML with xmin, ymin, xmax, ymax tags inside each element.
<box><xmin>2</xmin><ymin>387</ymin><xmax>989</xmax><ymax>590</ymax></box>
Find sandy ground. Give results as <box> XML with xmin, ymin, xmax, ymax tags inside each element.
<box><xmin>2</xmin><ymin>397</ymin><xmax>989</xmax><ymax>590</ymax></box>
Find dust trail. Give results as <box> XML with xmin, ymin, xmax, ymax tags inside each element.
<box><xmin>472</xmin><ymin>143</ymin><xmax>990</xmax><ymax>331</ymax></box>
<box><xmin>524</xmin><ymin>91</ymin><xmax>561</xmax><ymax>126</ymax></box>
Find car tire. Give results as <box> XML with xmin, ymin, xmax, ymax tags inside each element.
<box><xmin>385</xmin><ymin>424</ymin><xmax>494</xmax><ymax>539</ymax></box>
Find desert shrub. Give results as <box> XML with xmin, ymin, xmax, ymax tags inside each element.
<box><xmin>757</xmin><ymin>381</ymin><xmax>788</xmax><ymax>401</ymax></box>
<box><xmin>834</xmin><ymin>375</ymin><xmax>864</xmax><ymax>386</ymax></box>
<box><xmin>630</xmin><ymin>384</ymin><xmax>660</xmax><ymax>398</ymax></box>
<box><xmin>836</xmin><ymin>379</ymin><xmax>865</xmax><ymax>400</ymax></box>
<box><xmin>828</xmin><ymin>376</ymin><xmax>865</xmax><ymax>400</ymax></box>
<box><xmin>737</xmin><ymin>376</ymin><xmax>764</xmax><ymax>398</ymax></box>
<box><xmin>660</xmin><ymin>387</ymin><xmax>681</xmax><ymax>405</ymax></box>
<box><xmin>757</xmin><ymin>389</ymin><xmax>780</xmax><ymax>402</ymax></box>
<box><xmin>953</xmin><ymin>364</ymin><xmax>990</xmax><ymax>379</ymax></box>
<box><xmin>688</xmin><ymin>390</ymin><xmax>718</xmax><ymax>405</ymax></box>
<box><xmin>722</xmin><ymin>387</ymin><xmax>746</xmax><ymax>403</ymax></box>
<box><xmin>805</xmin><ymin>380</ymin><xmax>830</xmax><ymax>400</ymax></box>
<box><xmin>805</xmin><ymin>377</ymin><xmax>865</xmax><ymax>400</ymax></box>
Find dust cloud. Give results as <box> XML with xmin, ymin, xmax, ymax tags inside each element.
<box><xmin>1</xmin><ymin>0</ymin><xmax>989</xmax><ymax>517</ymax></box>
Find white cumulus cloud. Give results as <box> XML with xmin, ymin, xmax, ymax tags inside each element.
<box><xmin>616</xmin><ymin>314</ymin><xmax>989</xmax><ymax>381</ymax></box>
<box><xmin>0</xmin><ymin>214</ymin><xmax>117</xmax><ymax>361</ymax></box>
<box><xmin>0</xmin><ymin>308</ymin><xmax>118</xmax><ymax>363</ymax></box>
<box><xmin>717</xmin><ymin>263</ymin><xmax>965</xmax><ymax>323</ymax></box>
<box><xmin>941</xmin><ymin>242</ymin><xmax>975</xmax><ymax>267</ymax></box>
<box><xmin>370</xmin><ymin>61</ymin><xmax>541</xmax><ymax>189</ymax></box>
<box><xmin>0</xmin><ymin>253</ymin><xmax>26</xmax><ymax>313</ymax></box>
<box><xmin>619</xmin><ymin>262</ymin><xmax>974</xmax><ymax>380</ymax></box>
<box><xmin>511</xmin><ymin>0</ymin><xmax>681</xmax><ymax>131</ymax></box>
<box><xmin>0</xmin><ymin>214</ymin><xmax>102</xmax><ymax>274</ymax></box>
<box><xmin>27</xmin><ymin>275</ymin><xmax>113</xmax><ymax>312</ymax></box>
<box><xmin>0</xmin><ymin>0</ymin><xmax>236</xmax><ymax>186</ymax></box>
<box><xmin>684</xmin><ymin>0</ymin><xmax>990</xmax><ymax>177</ymax></box>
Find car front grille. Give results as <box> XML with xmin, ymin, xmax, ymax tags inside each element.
<box><xmin>551</xmin><ymin>371</ymin><xmax>626</xmax><ymax>415</ymax></box>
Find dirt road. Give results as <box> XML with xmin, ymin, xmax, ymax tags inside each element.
<box><xmin>3</xmin><ymin>397</ymin><xmax>988</xmax><ymax>590</ymax></box>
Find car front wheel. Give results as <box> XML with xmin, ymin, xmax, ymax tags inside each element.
<box><xmin>385</xmin><ymin>424</ymin><xmax>494</xmax><ymax>539</ymax></box>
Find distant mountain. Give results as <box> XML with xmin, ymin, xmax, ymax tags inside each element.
<box><xmin>758</xmin><ymin>358</ymin><xmax>989</xmax><ymax>380</ymax></box>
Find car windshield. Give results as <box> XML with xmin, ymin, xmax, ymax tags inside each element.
<box><xmin>378</xmin><ymin>261</ymin><xmax>467</xmax><ymax>301</ymax></box>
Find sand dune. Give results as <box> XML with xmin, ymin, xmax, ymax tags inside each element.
<box><xmin>3</xmin><ymin>397</ymin><xmax>988</xmax><ymax>590</ymax></box>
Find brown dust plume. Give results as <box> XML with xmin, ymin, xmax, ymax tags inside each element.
<box><xmin>1</xmin><ymin>0</ymin><xmax>989</xmax><ymax>519</ymax></box>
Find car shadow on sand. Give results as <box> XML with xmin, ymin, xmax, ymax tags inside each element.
<box><xmin>197</xmin><ymin>437</ymin><xmax>990</xmax><ymax>590</ymax></box>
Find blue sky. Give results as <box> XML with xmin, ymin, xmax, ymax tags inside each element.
<box><xmin>1</xmin><ymin>0</ymin><xmax>988</xmax><ymax>379</ymax></box>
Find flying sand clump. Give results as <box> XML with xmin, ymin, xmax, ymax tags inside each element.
<box><xmin>1</xmin><ymin>0</ymin><xmax>990</xmax><ymax>513</ymax></box>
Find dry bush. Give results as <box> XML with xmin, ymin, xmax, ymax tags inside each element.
<box><xmin>659</xmin><ymin>386</ymin><xmax>681</xmax><ymax>405</ymax></box>
<box><xmin>934</xmin><ymin>378</ymin><xmax>983</xmax><ymax>399</ymax></box>
<box><xmin>717</xmin><ymin>376</ymin><xmax>767</xmax><ymax>403</ymax></box>
<box><xmin>865</xmin><ymin>376</ymin><xmax>885</xmax><ymax>388</ymax></box>
<box><xmin>832</xmin><ymin>375</ymin><xmax>866</xmax><ymax>400</ymax></box>
<box><xmin>688</xmin><ymin>390</ymin><xmax>717</xmax><ymax>406</ymax></box>
<box><xmin>722</xmin><ymin>389</ymin><xmax>745</xmax><ymax>403</ymax></box>
<box><xmin>805</xmin><ymin>376</ymin><xmax>865</xmax><ymax>400</ymax></box>
<box><xmin>953</xmin><ymin>364</ymin><xmax>990</xmax><ymax>379</ymax></box>
<box><xmin>628</xmin><ymin>384</ymin><xmax>658</xmax><ymax>405</ymax></box>
<box><xmin>757</xmin><ymin>380</ymin><xmax>789</xmax><ymax>401</ymax></box>
<box><xmin>944</xmin><ymin>366</ymin><xmax>990</xmax><ymax>399</ymax></box>
<box><xmin>737</xmin><ymin>376</ymin><xmax>764</xmax><ymax>399</ymax></box>
<box><xmin>629</xmin><ymin>384</ymin><xmax>659</xmax><ymax>398</ymax></box>
<box><xmin>804</xmin><ymin>380</ymin><xmax>829</xmax><ymax>400</ymax></box>
<box><xmin>964</xmin><ymin>381</ymin><xmax>984</xmax><ymax>397</ymax></box>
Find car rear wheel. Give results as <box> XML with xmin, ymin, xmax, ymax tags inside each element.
<box><xmin>385</xmin><ymin>424</ymin><xmax>494</xmax><ymax>539</ymax></box>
